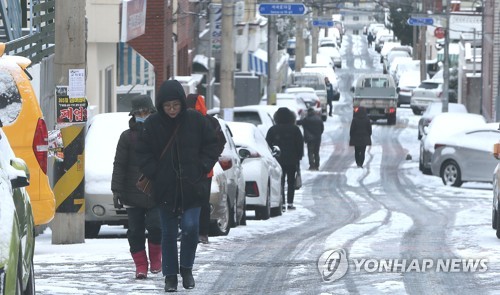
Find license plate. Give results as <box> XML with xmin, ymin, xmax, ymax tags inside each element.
<box><xmin>370</xmin><ymin>109</ymin><xmax>379</xmax><ymax>115</ymax></box>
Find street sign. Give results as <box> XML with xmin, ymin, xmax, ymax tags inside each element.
<box><xmin>312</xmin><ymin>19</ymin><xmax>334</xmax><ymax>27</ymax></box>
<box><xmin>407</xmin><ymin>17</ymin><xmax>434</xmax><ymax>26</ymax></box>
<box><xmin>258</xmin><ymin>3</ymin><xmax>307</xmax><ymax>15</ymax></box>
<box><xmin>434</xmin><ymin>27</ymin><xmax>445</xmax><ymax>39</ymax></box>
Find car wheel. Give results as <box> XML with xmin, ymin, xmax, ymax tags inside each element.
<box><xmin>418</xmin><ymin>131</ymin><xmax>422</xmax><ymax>140</ymax></box>
<box><xmin>440</xmin><ymin>160</ymin><xmax>463</xmax><ymax>187</ymax></box>
<box><xmin>412</xmin><ymin>108</ymin><xmax>422</xmax><ymax>115</ymax></box>
<box><xmin>387</xmin><ymin>114</ymin><xmax>396</xmax><ymax>125</ymax></box>
<box><xmin>270</xmin><ymin>193</ymin><xmax>283</xmax><ymax>217</ymax></box>
<box><xmin>255</xmin><ymin>184</ymin><xmax>271</xmax><ymax>220</ymax></box>
<box><xmin>322</xmin><ymin>115</ymin><xmax>327</xmax><ymax>122</ymax></box>
<box><xmin>240</xmin><ymin>201</ymin><xmax>247</xmax><ymax>226</ymax></box>
<box><xmin>24</xmin><ymin>258</ymin><xmax>35</xmax><ymax>295</ymax></box>
<box><xmin>84</xmin><ymin>222</ymin><xmax>101</xmax><ymax>239</ymax></box>
<box><xmin>209</xmin><ymin>198</ymin><xmax>230</xmax><ymax>236</ymax></box>
<box><xmin>496</xmin><ymin>208</ymin><xmax>500</xmax><ymax>239</ymax></box>
<box><xmin>493</xmin><ymin>208</ymin><xmax>498</xmax><ymax>230</ymax></box>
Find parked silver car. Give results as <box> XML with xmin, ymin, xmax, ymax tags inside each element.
<box><xmin>430</xmin><ymin>124</ymin><xmax>500</xmax><ymax>186</ymax></box>
<box><xmin>209</xmin><ymin>118</ymin><xmax>246</xmax><ymax>236</ymax></box>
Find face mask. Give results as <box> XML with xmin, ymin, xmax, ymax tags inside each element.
<box><xmin>135</xmin><ymin>116</ymin><xmax>147</xmax><ymax>123</ymax></box>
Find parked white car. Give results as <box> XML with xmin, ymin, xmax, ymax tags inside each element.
<box><xmin>284</xmin><ymin>87</ymin><xmax>322</xmax><ymax>119</ymax></box>
<box><xmin>233</xmin><ymin>105</ymin><xmax>276</xmax><ymax>136</ymax></box>
<box><xmin>410</xmin><ymin>79</ymin><xmax>445</xmax><ymax>115</ymax></box>
<box><xmin>318</xmin><ymin>46</ymin><xmax>342</xmax><ymax>68</ymax></box>
<box><xmin>85</xmin><ymin>112</ymin><xmax>130</xmax><ymax>238</ymax></box>
<box><xmin>208</xmin><ymin>118</ymin><xmax>246</xmax><ymax>236</ymax></box>
<box><xmin>226</xmin><ymin>121</ymin><xmax>283</xmax><ymax>220</ymax></box>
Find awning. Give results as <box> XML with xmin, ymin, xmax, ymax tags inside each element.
<box><xmin>249</xmin><ymin>49</ymin><xmax>268</xmax><ymax>77</ymax></box>
<box><xmin>118</xmin><ymin>42</ymin><xmax>155</xmax><ymax>86</ymax></box>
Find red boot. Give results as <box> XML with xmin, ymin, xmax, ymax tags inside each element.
<box><xmin>131</xmin><ymin>250</ymin><xmax>148</xmax><ymax>279</ymax></box>
<box><xmin>148</xmin><ymin>242</ymin><xmax>162</xmax><ymax>274</ymax></box>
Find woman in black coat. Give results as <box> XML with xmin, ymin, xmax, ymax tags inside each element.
<box><xmin>266</xmin><ymin>107</ymin><xmax>304</xmax><ymax>210</ymax></box>
<box><xmin>111</xmin><ymin>95</ymin><xmax>161</xmax><ymax>279</ymax></box>
<box><xmin>136</xmin><ymin>80</ymin><xmax>219</xmax><ymax>291</ymax></box>
<box><xmin>349</xmin><ymin>107</ymin><xmax>372</xmax><ymax>168</ymax></box>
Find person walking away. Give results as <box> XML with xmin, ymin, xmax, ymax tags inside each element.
<box><xmin>325</xmin><ymin>77</ymin><xmax>335</xmax><ymax>117</ymax></box>
<box><xmin>266</xmin><ymin>108</ymin><xmax>304</xmax><ymax>210</ymax></box>
<box><xmin>298</xmin><ymin>108</ymin><xmax>324</xmax><ymax>171</ymax></box>
<box><xmin>349</xmin><ymin>106</ymin><xmax>372</xmax><ymax>168</ymax></box>
<box><xmin>367</xmin><ymin>31</ymin><xmax>374</xmax><ymax>48</ymax></box>
<box><xmin>111</xmin><ymin>94</ymin><xmax>161</xmax><ymax>279</ymax></box>
<box><xmin>137</xmin><ymin>80</ymin><xmax>219</xmax><ymax>292</ymax></box>
<box><xmin>186</xmin><ymin>93</ymin><xmax>226</xmax><ymax>244</ymax></box>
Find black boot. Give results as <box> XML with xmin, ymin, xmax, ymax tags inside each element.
<box><xmin>164</xmin><ymin>275</ymin><xmax>178</xmax><ymax>292</ymax></box>
<box><xmin>180</xmin><ymin>267</ymin><xmax>195</xmax><ymax>289</ymax></box>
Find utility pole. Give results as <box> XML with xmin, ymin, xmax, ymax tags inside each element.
<box><xmin>267</xmin><ymin>15</ymin><xmax>277</xmax><ymax>105</ymax></box>
<box><xmin>52</xmin><ymin>0</ymin><xmax>86</xmax><ymax>244</ymax></box>
<box><xmin>442</xmin><ymin>0</ymin><xmax>451</xmax><ymax>112</ymax></box>
<box><xmin>220</xmin><ymin>0</ymin><xmax>235</xmax><ymax>119</ymax></box>
<box><xmin>295</xmin><ymin>17</ymin><xmax>305</xmax><ymax>72</ymax></box>
<box><xmin>419</xmin><ymin>0</ymin><xmax>428</xmax><ymax>82</ymax></box>
<box><xmin>311</xmin><ymin>5</ymin><xmax>318</xmax><ymax>64</ymax></box>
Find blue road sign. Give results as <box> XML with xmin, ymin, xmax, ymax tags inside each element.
<box><xmin>312</xmin><ymin>19</ymin><xmax>334</xmax><ymax>27</ymax></box>
<box><xmin>258</xmin><ymin>3</ymin><xmax>307</xmax><ymax>15</ymax></box>
<box><xmin>407</xmin><ymin>17</ymin><xmax>434</xmax><ymax>26</ymax></box>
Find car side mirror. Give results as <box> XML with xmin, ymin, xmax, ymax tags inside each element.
<box><xmin>272</xmin><ymin>146</ymin><xmax>281</xmax><ymax>158</ymax></box>
<box><xmin>396</xmin><ymin>87</ymin><xmax>400</xmax><ymax>93</ymax></box>
<box><xmin>10</xmin><ymin>157</ymin><xmax>30</xmax><ymax>181</ymax></box>
<box><xmin>11</xmin><ymin>175</ymin><xmax>29</xmax><ymax>189</ymax></box>
<box><xmin>350</xmin><ymin>86</ymin><xmax>355</xmax><ymax>93</ymax></box>
<box><xmin>238</xmin><ymin>148</ymin><xmax>251</xmax><ymax>162</ymax></box>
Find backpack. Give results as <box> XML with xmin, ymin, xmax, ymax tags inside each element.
<box><xmin>207</xmin><ymin>115</ymin><xmax>226</xmax><ymax>156</ymax></box>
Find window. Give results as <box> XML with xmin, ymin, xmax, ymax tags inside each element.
<box><xmin>0</xmin><ymin>70</ymin><xmax>22</xmax><ymax>125</ymax></box>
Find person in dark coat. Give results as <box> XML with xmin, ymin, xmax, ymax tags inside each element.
<box><xmin>186</xmin><ymin>93</ymin><xmax>226</xmax><ymax>245</ymax></box>
<box><xmin>367</xmin><ymin>31</ymin><xmax>374</xmax><ymax>47</ymax></box>
<box><xmin>111</xmin><ymin>94</ymin><xmax>161</xmax><ymax>279</ymax></box>
<box><xmin>136</xmin><ymin>80</ymin><xmax>219</xmax><ymax>292</ymax></box>
<box><xmin>349</xmin><ymin>106</ymin><xmax>372</xmax><ymax>168</ymax></box>
<box><xmin>325</xmin><ymin>77</ymin><xmax>335</xmax><ymax>117</ymax></box>
<box><xmin>298</xmin><ymin>108</ymin><xmax>324</xmax><ymax>171</ymax></box>
<box><xmin>266</xmin><ymin>107</ymin><xmax>304</xmax><ymax>210</ymax></box>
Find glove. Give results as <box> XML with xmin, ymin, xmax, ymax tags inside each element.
<box><xmin>113</xmin><ymin>193</ymin><xmax>123</xmax><ymax>209</ymax></box>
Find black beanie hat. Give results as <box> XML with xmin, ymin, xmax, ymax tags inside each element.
<box><xmin>129</xmin><ymin>94</ymin><xmax>156</xmax><ymax>116</ymax></box>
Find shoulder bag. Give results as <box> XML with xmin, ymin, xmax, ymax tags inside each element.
<box><xmin>136</xmin><ymin>124</ymin><xmax>180</xmax><ymax>196</ymax></box>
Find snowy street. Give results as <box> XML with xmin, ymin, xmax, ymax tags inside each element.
<box><xmin>33</xmin><ymin>35</ymin><xmax>499</xmax><ymax>294</ymax></box>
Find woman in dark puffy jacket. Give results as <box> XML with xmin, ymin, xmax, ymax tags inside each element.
<box><xmin>349</xmin><ymin>106</ymin><xmax>372</xmax><ymax>168</ymax></box>
<box><xmin>266</xmin><ymin>107</ymin><xmax>304</xmax><ymax>210</ymax></box>
<box><xmin>136</xmin><ymin>80</ymin><xmax>219</xmax><ymax>292</ymax></box>
<box><xmin>111</xmin><ymin>94</ymin><xmax>161</xmax><ymax>279</ymax></box>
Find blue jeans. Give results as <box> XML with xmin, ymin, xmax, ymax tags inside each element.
<box><xmin>159</xmin><ymin>206</ymin><xmax>201</xmax><ymax>275</ymax></box>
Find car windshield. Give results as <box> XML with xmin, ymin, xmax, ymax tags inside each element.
<box><xmin>418</xmin><ymin>82</ymin><xmax>440</xmax><ymax>89</ymax></box>
<box><xmin>233</xmin><ymin>111</ymin><xmax>262</xmax><ymax>126</ymax></box>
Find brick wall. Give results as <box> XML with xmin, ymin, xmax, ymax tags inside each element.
<box><xmin>128</xmin><ymin>0</ymin><xmax>174</xmax><ymax>95</ymax></box>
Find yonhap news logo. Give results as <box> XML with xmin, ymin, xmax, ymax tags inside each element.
<box><xmin>317</xmin><ymin>249</ymin><xmax>488</xmax><ymax>283</ymax></box>
<box><xmin>317</xmin><ymin>249</ymin><xmax>349</xmax><ymax>282</ymax></box>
